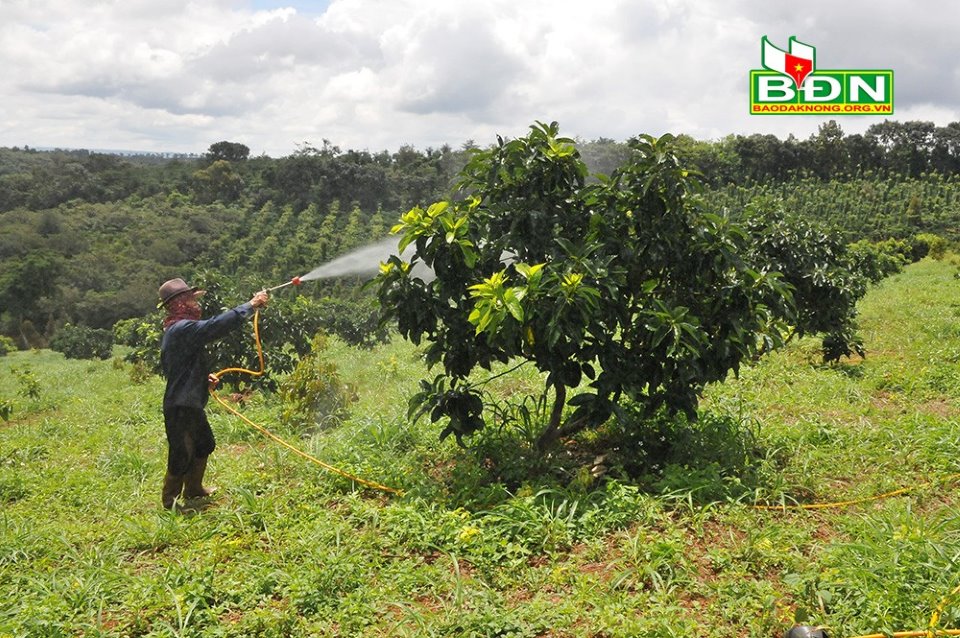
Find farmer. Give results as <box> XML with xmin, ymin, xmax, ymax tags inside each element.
<box><xmin>158</xmin><ymin>278</ymin><xmax>269</xmax><ymax>509</ymax></box>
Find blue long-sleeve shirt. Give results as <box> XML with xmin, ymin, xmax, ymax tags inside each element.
<box><xmin>160</xmin><ymin>302</ymin><xmax>256</xmax><ymax>410</ymax></box>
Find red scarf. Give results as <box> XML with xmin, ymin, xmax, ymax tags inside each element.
<box><xmin>163</xmin><ymin>296</ymin><xmax>201</xmax><ymax>329</ymax></box>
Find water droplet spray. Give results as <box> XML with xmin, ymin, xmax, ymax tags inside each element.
<box><xmin>261</xmin><ymin>236</ymin><xmax>431</xmax><ymax>292</ymax></box>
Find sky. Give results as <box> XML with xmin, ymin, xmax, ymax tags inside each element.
<box><xmin>1</xmin><ymin>0</ymin><xmax>957</xmax><ymax>157</ymax></box>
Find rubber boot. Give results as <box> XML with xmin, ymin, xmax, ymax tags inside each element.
<box><xmin>183</xmin><ymin>456</ymin><xmax>215</xmax><ymax>499</ymax></box>
<box><xmin>162</xmin><ymin>472</ymin><xmax>184</xmax><ymax>509</ymax></box>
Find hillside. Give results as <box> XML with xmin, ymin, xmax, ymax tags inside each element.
<box><xmin>3</xmin><ymin>257</ymin><xmax>960</xmax><ymax>636</ymax></box>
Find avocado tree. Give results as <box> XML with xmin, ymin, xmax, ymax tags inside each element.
<box><xmin>375</xmin><ymin>122</ymin><xmax>793</xmax><ymax>450</ymax></box>
<box><xmin>743</xmin><ymin>204</ymin><xmax>869</xmax><ymax>361</ymax></box>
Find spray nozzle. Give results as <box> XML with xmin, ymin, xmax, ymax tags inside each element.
<box><xmin>291</xmin><ymin>276</ymin><xmax>301</xmax><ymax>286</ymax></box>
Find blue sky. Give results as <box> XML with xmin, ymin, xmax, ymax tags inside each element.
<box><xmin>1</xmin><ymin>0</ymin><xmax>957</xmax><ymax>156</ymax></box>
<box><xmin>248</xmin><ymin>0</ymin><xmax>331</xmax><ymax>15</ymax></box>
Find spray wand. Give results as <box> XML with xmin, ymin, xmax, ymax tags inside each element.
<box><xmin>262</xmin><ymin>276</ymin><xmax>304</xmax><ymax>293</ymax></box>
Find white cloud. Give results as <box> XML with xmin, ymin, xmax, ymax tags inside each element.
<box><xmin>0</xmin><ymin>0</ymin><xmax>957</xmax><ymax>154</ymax></box>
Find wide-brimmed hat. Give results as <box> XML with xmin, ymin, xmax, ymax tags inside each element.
<box><xmin>158</xmin><ymin>278</ymin><xmax>204</xmax><ymax>308</ymax></box>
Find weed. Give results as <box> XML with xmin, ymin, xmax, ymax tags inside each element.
<box><xmin>11</xmin><ymin>364</ymin><xmax>41</xmax><ymax>401</ymax></box>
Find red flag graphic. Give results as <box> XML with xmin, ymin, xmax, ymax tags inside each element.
<box><xmin>784</xmin><ymin>53</ymin><xmax>813</xmax><ymax>87</ymax></box>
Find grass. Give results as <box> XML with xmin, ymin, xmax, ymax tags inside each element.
<box><xmin>3</xmin><ymin>257</ymin><xmax>960</xmax><ymax>636</ymax></box>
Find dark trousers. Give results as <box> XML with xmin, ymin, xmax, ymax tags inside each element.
<box><xmin>163</xmin><ymin>406</ymin><xmax>216</xmax><ymax>475</ymax></box>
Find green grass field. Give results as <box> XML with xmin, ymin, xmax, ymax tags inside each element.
<box><xmin>4</xmin><ymin>258</ymin><xmax>960</xmax><ymax>637</ymax></box>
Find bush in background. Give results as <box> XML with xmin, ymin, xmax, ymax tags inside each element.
<box><xmin>848</xmin><ymin>238</ymin><xmax>909</xmax><ymax>284</ymax></box>
<box><xmin>314</xmin><ymin>298</ymin><xmax>389</xmax><ymax>349</ymax></box>
<box><xmin>113</xmin><ymin>315</ymin><xmax>163</xmax><ymax>373</ymax></box>
<box><xmin>744</xmin><ymin>206</ymin><xmax>869</xmax><ymax>361</ymax></box>
<box><xmin>0</xmin><ymin>335</ymin><xmax>16</xmax><ymax>356</ymax></box>
<box><xmin>49</xmin><ymin>324</ymin><xmax>113</xmax><ymax>360</ymax></box>
<box><xmin>914</xmin><ymin>232</ymin><xmax>948</xmax><ymax>260</ymax></box>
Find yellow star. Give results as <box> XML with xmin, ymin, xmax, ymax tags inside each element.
<box><xmin>794</xmin><ymin>63</ymin><xmax>806</xmax><ymax>71</ymax></box>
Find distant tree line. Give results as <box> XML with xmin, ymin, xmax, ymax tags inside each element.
<box><xmin>672</xmin><ymin>120</ymin><xmax>960</xmax><ymax>185</ymax></box>
<box><xmin>0</xmin><ymin>139</ymin><xmax>473</xmax><ymax>215</ymax></box>
<box><xmin>3</xmin><ymin>120</ymin><xmax>959</xmax><ymax>215</ymax></box>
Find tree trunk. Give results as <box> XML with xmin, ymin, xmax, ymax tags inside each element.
<box><xmin>535</xmin><ymin>382</ymin><xmax>566</xmax><ymax>452</ymax></box>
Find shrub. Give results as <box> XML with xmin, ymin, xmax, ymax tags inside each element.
<box><xmin>0</xmin><ymin>335</ymin><xmax>16</xmax><ymax>356</ymax></box>
<box><xmin>49</xmin><ymin>324</ymin><xmax>113</xmax><ymax>360</ymax></box>
<box><xmin>744</xmin><ymin>206</ymin><xmax>868</xmax><ymax>361</ymax></box>
<box><xmin>314</xmin><ymin>298</ymin><xmax>389</xmax><ymax>348</ymax></box>
<box><xmin>11</xmin><ymin>365</ymin><xmax>41</xmax><ymax>401</ymax></box>
<box><xmin>113</xmin><ymin>316</ymin><xmax>162</xmax><ymax>373</ymax></box>
<box><xmin>915</xmin><ymin>232</ymin><xmax>948</xmax><ymax>260</ymax></box>
<box><xmin>847</xmin><ymin>239</ymin><xmax>907</xmax><ymax>284</ymax></box>
<box><xmin>278</xmin><ymin>333</ymin><xmax>356</xmax><ymax>432</ymax></box>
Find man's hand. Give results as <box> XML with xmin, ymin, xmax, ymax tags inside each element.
<box><xmin>251</xmin><ymin>290</ymin><xmax>269</xmax><ymax>308</ymax></box>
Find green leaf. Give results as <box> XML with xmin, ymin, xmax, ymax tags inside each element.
<box><xmin>504</xmin><ymin>297</ymin><xmax>524</xmax><ymax>322</ymax></box>
<box><xmin>426</xmin><ymin>201</ymin><xmax>449</xmax><ymax>218</ymax></box>
<box><xmin>397</xmin><ymin>233</ymin><xmax>415</xmax><ymax>254</ymax></box>
<box><xmin>458</xmin><ymin>241</ymin><xmax>478</xmax><ymax>268</ymax></box>
<box><xmin>516</xmin><ymin>262</ymin><xmax>544</xmax><ymax>280</ymax></box>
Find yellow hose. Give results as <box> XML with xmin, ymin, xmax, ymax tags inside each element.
<box><xmin>752</xmin><ymin>473</ymin><xmax>960</xmax><ymax>511</ymax></box>
<box><xmin>209</xmin><ymin>309</ymin><xmax>403</xmax><ymax>496</ymax></box>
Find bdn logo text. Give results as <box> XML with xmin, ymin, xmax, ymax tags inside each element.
<box><xmin>749</xmin><ymin>36</ymin><xmax>894</xmax><ymax>115</ymax></box>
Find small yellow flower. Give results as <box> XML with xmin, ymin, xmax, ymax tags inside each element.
<box><xmin>458</xmin><ymin>525</ymin><xmax>480</xmax><ymax>543</ymax></box>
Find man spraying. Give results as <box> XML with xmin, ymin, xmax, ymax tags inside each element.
<box><xmin>157</xmin><ymin>278</ymin><xmax>269</xmax><ymax>510</ymax></box>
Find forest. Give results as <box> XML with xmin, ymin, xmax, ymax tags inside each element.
<box><xmin>1</xmin><ymin>118</ymin><xmax>959</xmax><ymax>352</ymax></box>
